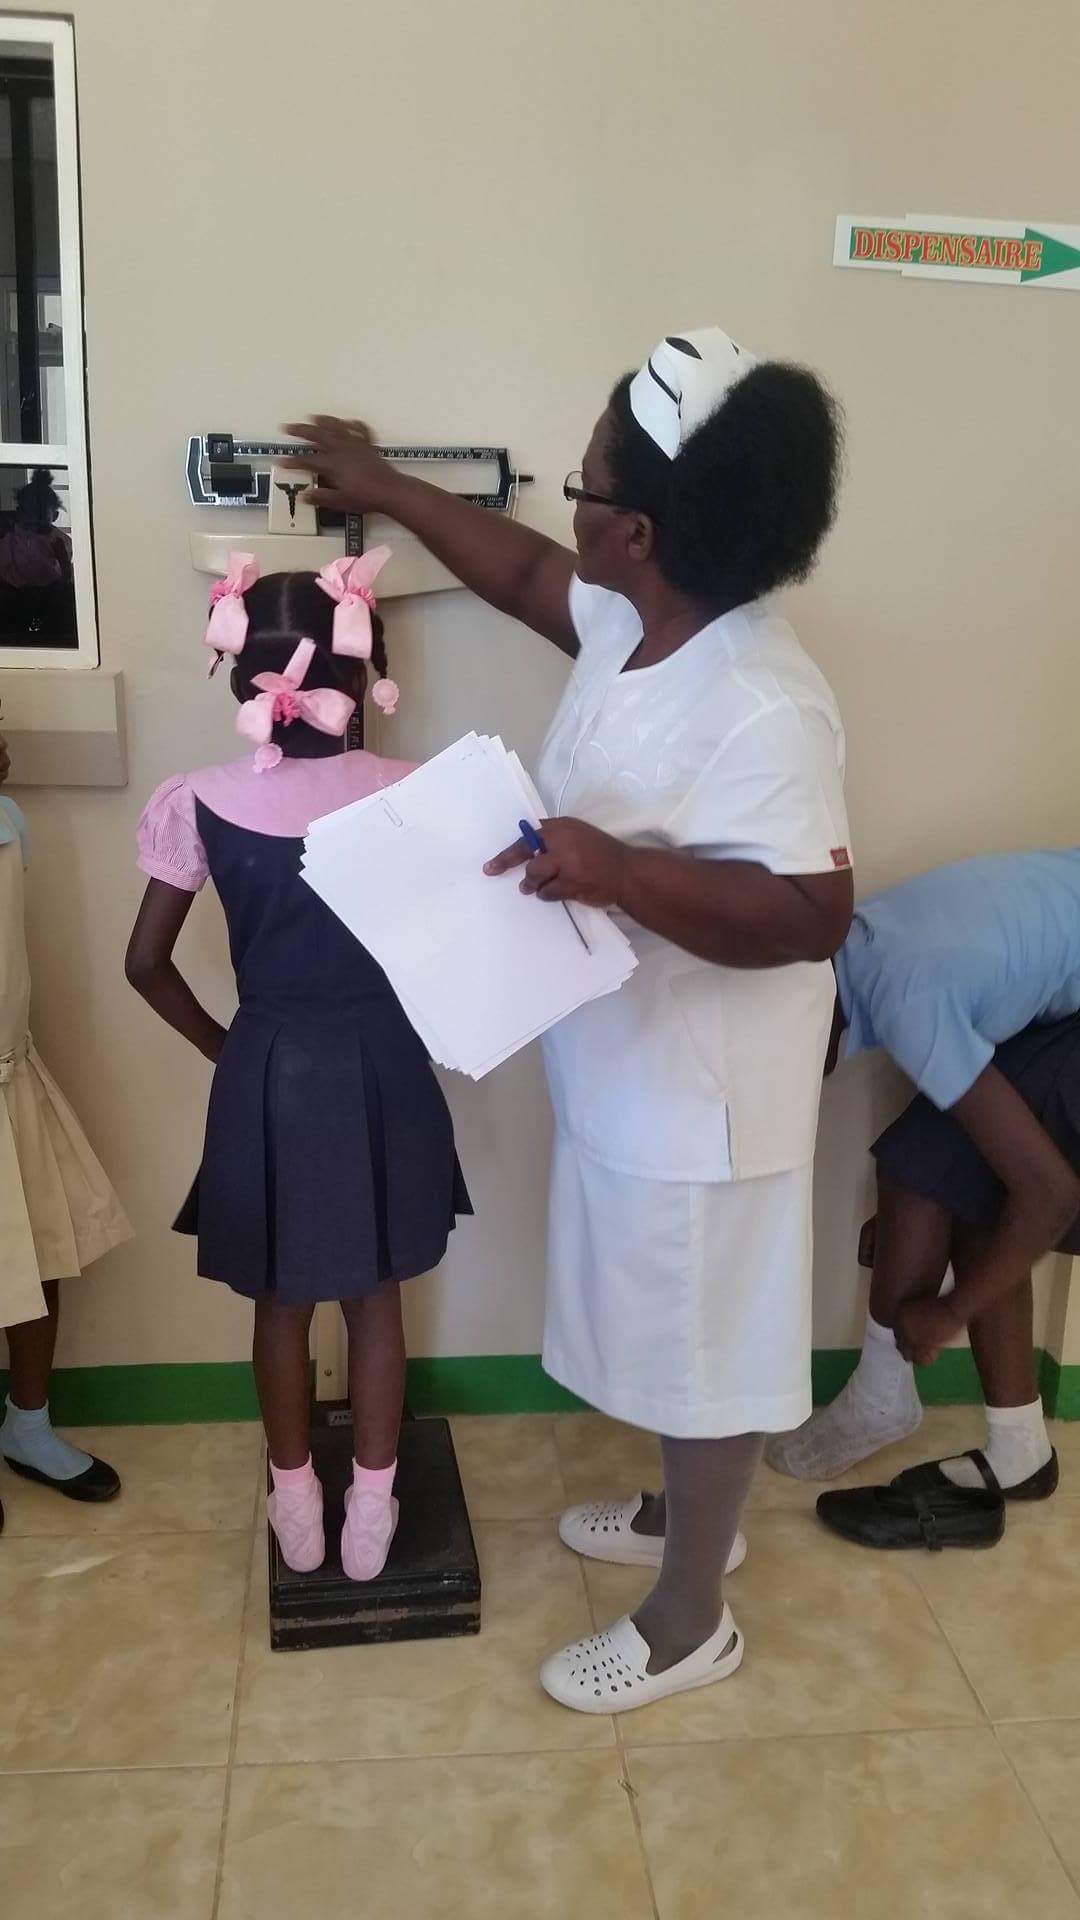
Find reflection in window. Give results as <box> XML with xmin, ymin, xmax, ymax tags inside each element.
<box><xmin>0</xmin><ymin>461</ymin><xmax>75</xmax><ymax>645</ymax></box>
<box><xmin>0</xmin><ymin>57</ymin><xmax>62</xmax><ymax>446</ymax></box>
<box><xmin>0</xmin><ymin>22</ymin><xmax>94</xmax><ymax>665</ymax></box>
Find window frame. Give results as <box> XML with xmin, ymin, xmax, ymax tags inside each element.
<box><xmin>0</xmin><ymin>14</ymin><xmax>96</xmax><ymax>670</ymax></box>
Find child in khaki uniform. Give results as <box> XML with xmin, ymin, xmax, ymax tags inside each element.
<box><xmin>0</xmin><ymin>727</ymin><xmax>131</xmax><ymax>1531</ymax></box>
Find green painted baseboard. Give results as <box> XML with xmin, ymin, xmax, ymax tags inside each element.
<box><xmin>1039</xmin><ymin>1352</ymin><xmax>1080</xmax><ymax>1420</ymax></box>
<box><xmin>0</xmin><ymin>1357</ymin><xmax>586</xmax><ymax>1426</ymax></box>
<box><xmin>816</xmin><ymin>1346</ymin><xmax>1079</xmax><ymax>1418</ymax></box>
<box><xmin>813</xmin><ymin>1346</ymin><xmax>976</xmax><ymax>1408</ymax></box>
<box><xmin>2</xmin><ymin>1349</ymin><xmax>1078</xmax><ymax>1425</ymax></box>
<box><xmin>0</xmin><ymin>1362</ymin><xmax>262</xmax><ymax>1426</ymax></box>
<box><xmin>404</xmin><ymin>1355</ymin><xmax>585</xmax><ymax>1416</ymax></box>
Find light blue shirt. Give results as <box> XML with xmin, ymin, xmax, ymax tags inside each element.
<box><xmin>0</xmin><ymin>796</ymin><xmax>28</xmax><ymax>863</ymax></box>
<box><xmin>834</xmin><ymin>851</ymin><xmax>1080</xmax><ymax>1109</ymax></box>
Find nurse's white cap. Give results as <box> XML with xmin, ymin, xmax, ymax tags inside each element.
<box><xmin>629</xmin><ymin>327</ymin><xmax>757</xmax><ymax>460</ymax></box>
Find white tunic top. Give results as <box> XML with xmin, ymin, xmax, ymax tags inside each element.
<box><xmin>536</xmin><ymin>578</ymin><xmax>851</xmax><ymax>1183</ymax></box>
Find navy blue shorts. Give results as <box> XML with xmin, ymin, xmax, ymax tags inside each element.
<box><xmin>872</xmin><ymin>1014</ymin><xmax>1080</xmax><ymax>1254</ymax></box>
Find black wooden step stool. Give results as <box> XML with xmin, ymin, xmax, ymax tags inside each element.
<box><xmin>268</xmin><ymin>1409</ymin><xmax>481</xmax><ymax>1652</ymax></box>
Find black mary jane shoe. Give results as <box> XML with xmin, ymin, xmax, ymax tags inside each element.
<box><xmin>3</xmin><ymin>1453</ymin><xmax>122</xmax><ymax>1502</ymax></box>
<box><xmin>892</xmin><ymin>1447</ymin><xmax>1059</xmax><ymax>1506</ymax></box>
<box><xmin>816</xmin><ymin>1448</ymin><xmax>1006</xmax><ymax>1552</ymax></box>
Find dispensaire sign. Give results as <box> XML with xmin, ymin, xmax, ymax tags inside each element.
<box><xmin>834</xmin><ymin>215</ymin><xmax>1080</xmax><ymax>291</ymax></box>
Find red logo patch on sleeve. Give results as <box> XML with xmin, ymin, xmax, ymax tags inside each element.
<box><xmin>830</xmin><ymin>847</ymin><xmax>852</xmax><ymax>870</ymax></box>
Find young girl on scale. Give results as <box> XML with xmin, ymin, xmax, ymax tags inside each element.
<box><xmin>126</xmin><ymin>553</ymin><xmax>471</xmax><ymax>1579</ymax></box>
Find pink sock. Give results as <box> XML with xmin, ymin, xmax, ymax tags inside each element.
<box><xmin>270</xmin><ymin>1457</ymin><xmax>317</xmax><ymax>1492</ymax></box>
<box><xmin>267</xmin><ymin>1455</ymin><xmax>325</xmax><ymax>1574</ymax></box>
<box><xmin>353</xmin><ymin>1461</ymin><xmax>397</xmax><ymax>1496</ymax></box>
<box><xmin>341</xmin><ymin>1458</ymin><xmax>399</xmax><ymax>1583</ymax></box>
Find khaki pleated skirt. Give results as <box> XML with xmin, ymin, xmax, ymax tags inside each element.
<box><xmin>0</xmin><ymin>838</ymin><xmax>131</xmax><ymax>1326</ymax></box>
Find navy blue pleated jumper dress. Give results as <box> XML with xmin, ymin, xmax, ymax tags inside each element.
<box><xmin>172</xmin><ymin>793</ymin><xmax>472</xmax><ymax>1304</ymax></box>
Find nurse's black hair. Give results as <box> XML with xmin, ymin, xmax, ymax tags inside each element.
<box><xmin>225</xmin><ymin>570</ymin><xmax>388</xmax><ymax>704</ymax></box>
<box><xmin>606</xmin><ymin>362</ymin><xmax>843</xmax><ymax>608</ymax></box>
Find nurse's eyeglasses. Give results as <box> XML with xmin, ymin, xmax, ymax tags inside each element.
<box><xmin>563</xmin><ymin>471</ymin><xmax>659</xmax><ymax>523</ymax></box>
<box><xmin>563</xmin><ymin>471</ymin><xmax>632</xmax><ymax>511</ymax></box>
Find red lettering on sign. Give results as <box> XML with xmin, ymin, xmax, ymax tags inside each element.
<box><xmin>902</xmin><ymin>231</ymin><xmax>922</xmax><ymax>262</ymax></box>
<box><xmin>940</xmin><ymin>235</ymin><xmax>959</xmax><ymax>265</ymax></box>
<box><xmin>852</xmin><ymin>227</ymin><xmax>877</xmax><ymax>259</ymax></box>
<box><xmin>1021</xmin><ymin>239</ymin><xmax>1042</xmax><ymax>271</ymax></box>
<box><xmin>960</xmin><ymin>235</ymin><xmax>977</xmax><ymax>265</ymax></box>
<box><xmin>974</xmin><ymin>238</ymin><xmax>995</xmax><ymax>267</ymax></box>
<box><xmin>922</xmin><ymin>234</ymin><xmax>943</xmax><ymax>264</ymax></box>
<box><xmin>1001</xmin><ymin>240</ymin><xmax>1023</xmax><ymax>271</ymax></box>
<box><xmin>884</xmin><ymin>229</ymin><xmax>904</xmax><ymax>261</ymax></box>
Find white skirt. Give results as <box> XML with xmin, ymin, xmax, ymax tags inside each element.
<box><xmin>543</xmin><ymin>1131</ymin><xmax>815</xmax><ymax>1439</ymax></box>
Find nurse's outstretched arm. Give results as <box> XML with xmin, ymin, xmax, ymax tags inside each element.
<box><xmin>283</xmin><ymin>418</ymin><xmax>578</xmax><ymax>656</ymax></box>
<box><xmin>125</xmin><ymin>879</ymin><xmax>228</xmax><ymax>1065</ymax></box>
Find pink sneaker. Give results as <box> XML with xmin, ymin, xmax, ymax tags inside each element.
<box><xmin>341</xmin><ymin>1461</ymin><xmax>398</xmax><ymax>1582</ymax></box>
<box><xmin>267</xmin><ymin>1457</ymin><xmax>325</xmax><ymax>1573</ymax></box>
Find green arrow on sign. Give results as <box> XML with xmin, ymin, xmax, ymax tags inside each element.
<box><xmin>837</xmin><ymin>217</ymin><xmax>1080</xmax><ymax>289</ymax></box>
<box><xmin>1022</xmin><ymin>229</ymin><xmax>1080</xmax><ymax>282</ymax></box>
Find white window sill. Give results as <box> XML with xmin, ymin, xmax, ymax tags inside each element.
<box><xmin>0</xmin><ymin>667</ymin><xmax>126</xmax><ymax>787</ymax></box>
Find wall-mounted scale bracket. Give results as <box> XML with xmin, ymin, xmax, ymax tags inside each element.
<box><xmin>187</xmin><ymin>435</ymin><xmax>533</xmax><ymax>596</ymax></box>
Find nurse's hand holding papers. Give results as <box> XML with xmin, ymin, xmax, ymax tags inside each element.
<box><xmin>301</xmin><ymin>733</ymin><xmax>637</xmax><ymax>1080</ymax></box>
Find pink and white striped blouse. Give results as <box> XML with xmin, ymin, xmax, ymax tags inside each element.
<box><xmin>137</xmin><ymin>751</ymin><xmax>417</xmax><ymax>893</ymax></box>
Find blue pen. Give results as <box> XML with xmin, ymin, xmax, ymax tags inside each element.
<box><xmin>518</xmin><ymin>820</ymin><xmax>592</xmax><ymax>954</ymax></box>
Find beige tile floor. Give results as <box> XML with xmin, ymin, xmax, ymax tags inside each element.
<box><xmin>1</xmin><ymin>1408</ymin><xmax>1078</xmax><ymax>1919</ymax></box>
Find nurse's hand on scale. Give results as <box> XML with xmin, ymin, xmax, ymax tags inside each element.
<box><xmin>281</xmin><ymin>417</ymin><xmax>385</xmax><ymax>511</ymax></box>
<box><xmin>282</xmin><ymin>414</ymin><xmax>580</xmax><ymax>657</ymax></box>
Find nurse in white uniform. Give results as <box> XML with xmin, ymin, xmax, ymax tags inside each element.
<box><xmin>290</xmin><ymin>327</ymin><xmax>853</xmax><ymax>1712</ymax></box>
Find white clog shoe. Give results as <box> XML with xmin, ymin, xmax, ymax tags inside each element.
<box><xmin>540</xmin><ymin>1606</ymin><xmax>744</xmax><ymax>1715</ymax></box>
<box><xmin>558</xmin><ymin>1493</ymin><xmax>746</xmax><ymax>1574</ymax></box>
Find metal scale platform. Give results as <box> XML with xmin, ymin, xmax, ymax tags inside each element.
<box><xmin>268</xmin><ymin>1409</ymin><xmax>481</xmax><ymax>1654</ymax></box>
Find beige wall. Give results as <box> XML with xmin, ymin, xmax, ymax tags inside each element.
<box><xmin>3</xmin><ymin>0</ymin><xmax>1077</xmax><ymax>1370</ymax></box>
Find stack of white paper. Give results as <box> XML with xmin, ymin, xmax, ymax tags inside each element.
<box><xmin>301</xmin><ymin>733</ymin><xmax>638</xmax><ymax>1079</ymax></box>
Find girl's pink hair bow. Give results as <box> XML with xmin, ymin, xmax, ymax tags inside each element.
<box><xmin>235</xmin><ymin>639</ymin><xmax>356</xmax><ymax>772</ymax></box>
<box><xmin>316</xmin><ymin>547</ymin><xmax>391</xmax><ymax>657</ymax></box>
<box><xmin>205</xmin><ymin>552</ymin><xmax>260</xmax><ymax>670</ymax></box>
<box><xmin>316</xmin><ymin>546</ymin><xmax>400</xmax><ymax>715</ymax></box>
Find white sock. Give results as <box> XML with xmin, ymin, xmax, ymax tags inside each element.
<box><xmin>849</xmin><ymin>1314</ymin><xmax>915</xmax><ymax>1415</ymax></box>
<box><xmin>765</xmin><ymin>1312</ymin><xmax>921</xmax><ymax>1480</ymax></box>
<box><xmin>940</xmin><ymin>1399</ymin><xmax>1052</xmax><ymax>1491</ymax></box>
